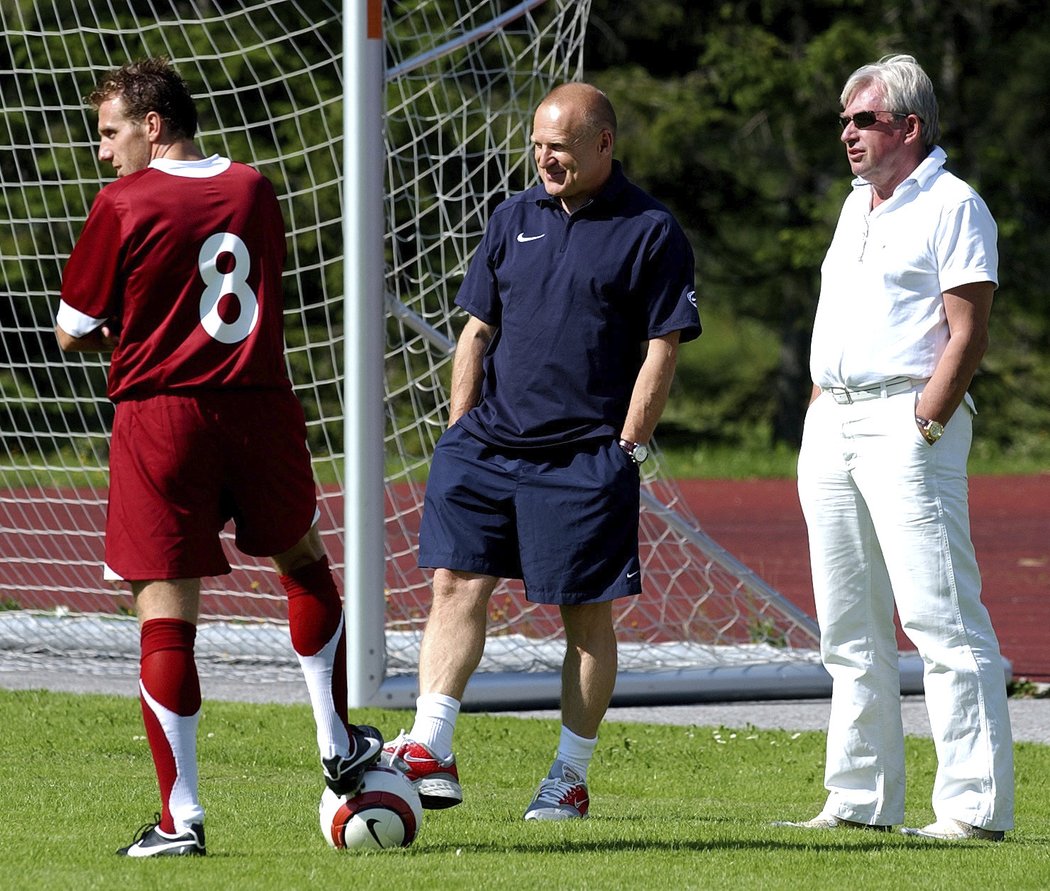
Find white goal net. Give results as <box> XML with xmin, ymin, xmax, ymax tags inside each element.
<box><xmin>0</xmin><ymin>0</ymin><xmax>824</xmax><ymax>707</ymax></box>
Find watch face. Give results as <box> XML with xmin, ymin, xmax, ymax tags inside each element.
<box><xmin>619</xmin><ymin>439</ymin><xmax>649</xmax><ymax>464</ymax></box>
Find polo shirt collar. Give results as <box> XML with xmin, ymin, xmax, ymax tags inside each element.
<box><xmin>535</xmin><ymin>159</ymin><xmax>628</xmax><ymax>211</ymax></box>
<box><xmin>850</xmin><ymin>145</ymin><xmax>948</xmax><ymax>194</ymax></box>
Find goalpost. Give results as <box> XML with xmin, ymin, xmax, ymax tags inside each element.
<box><xmin>0</xmin><ymin>0</ymin><xmax>842</xmax><ymax>709</ymax></box>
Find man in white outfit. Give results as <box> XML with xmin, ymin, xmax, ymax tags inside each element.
<box><xmin>780</xmin><ymin>53</ymin><xmax>1014</xmax><ymax>841</ymax></box>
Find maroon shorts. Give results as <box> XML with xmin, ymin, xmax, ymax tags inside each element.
<box><xmin>105</xmin><ymin>389</ymin><xmax>318</xmax><ymax>581</ymax></box>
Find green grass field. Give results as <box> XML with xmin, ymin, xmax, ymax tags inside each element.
<box><xmin>4</xmin><ymin>689</ymin><xmax>1049</xmax><ymax>890</ymax></box>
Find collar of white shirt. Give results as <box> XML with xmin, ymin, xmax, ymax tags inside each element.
<box><xmin>850</xmin><ymin>145</ymin><xmax>947</xmax><ymax>197</ymax></box>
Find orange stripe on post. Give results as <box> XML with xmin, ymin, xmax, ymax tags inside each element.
<box><xmin>367</xmin><ymin>0</ymin><xmax>382</xmax><ymax>39</ymax></box>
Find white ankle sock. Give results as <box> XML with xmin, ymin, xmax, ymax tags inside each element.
<box><xmin>409</xmin><ymin>692</ymin><xmax>461</xmax><ymax>758</ymax></box>
<box><xmin>556</xmin><ymin>725</ymin><xmax>597</xmax><ymax>779</ymax></box>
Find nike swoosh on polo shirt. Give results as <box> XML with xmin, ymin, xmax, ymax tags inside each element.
<box><xmin>516</xmin><ymin>232</ymin><xmax>546</xmax><ymax>243</ymax></box>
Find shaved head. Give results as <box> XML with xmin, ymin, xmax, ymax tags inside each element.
<box><xmin>530</xmin><ymin>82</ymin><xmax>617</xmax><ymax>213</ymax></box>
<box><xmin>538</xmin><ymin>83</ymin><xmax>617</xmax><ymax>137</ymax></box>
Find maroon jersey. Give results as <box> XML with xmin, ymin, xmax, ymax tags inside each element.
<box><xmin>58</xmin><ymin>156</ymin><xmax>290</xmax><ymax>400</ymax></box>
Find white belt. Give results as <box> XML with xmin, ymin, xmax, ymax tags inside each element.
<box><xmin>824</xmin><ymin>376</ymin><xmax>916</xmax><ymax>405</ymax></box>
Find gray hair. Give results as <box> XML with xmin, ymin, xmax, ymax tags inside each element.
<box><xmin>840</xmin><ymin>53</ymin><xmax>940</xmax><ymax>147</ymax></box>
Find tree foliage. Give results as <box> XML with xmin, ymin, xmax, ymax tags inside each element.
<box><xmin>4</xmin><ymin>1</ymin><xmax>1047</xmax><ymax>464</ymax></box>
<box><xmin>584</xmin><ymin>0</ymin><xmax>1050</xmax><ymax>458</ymax></box>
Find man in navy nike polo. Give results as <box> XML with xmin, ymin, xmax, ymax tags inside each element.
<box><xmin>382</xmin><ymin>82</ymin><xmax>701</xmax><ymax>822</ymax></box>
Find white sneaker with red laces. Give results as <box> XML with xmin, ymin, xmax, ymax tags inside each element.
<box><xmin>523</xmin><ymin>760</ymin><xmax>589</xmax><ymax>821</ymax></box>
<box><xmin>381</xmin><ymin>730</ymin><xmax>462</xmax><ymax>809</ymax></box>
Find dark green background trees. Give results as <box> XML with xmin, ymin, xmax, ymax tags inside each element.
<box><xmin>3</xmin><ymin>1</ymin><xmax>1046</xmax><ymax>474</ymax></box>
<box><xmin>583</xmin><ymin>0</ymin><xmax>1050</xmax><ymax>465</ymax></box>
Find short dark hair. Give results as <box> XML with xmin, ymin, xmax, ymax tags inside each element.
<box><xmin>88</xmin><ymin>57</ymin><xmax>198</xmax><ymax>139</ymax></box>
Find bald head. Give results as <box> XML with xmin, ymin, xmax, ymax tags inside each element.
<box><xmin>537</xmin><ymin>83</ymin><xmax>618</xmax><ymax>137</ymax></box>
<box><xmin>531</xmin><ymin>83</ymin><xmax>617</xmax><ymax>213</ymax></box>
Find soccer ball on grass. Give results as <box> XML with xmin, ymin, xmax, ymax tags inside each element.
<box><xmin>319</xmin><ymin>765</ymin><xmax>423</xmax><ymax>850</ymax></box>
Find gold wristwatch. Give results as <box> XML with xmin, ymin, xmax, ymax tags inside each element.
<box><xmin>916</xmin><ymin>416</ymin><xmax>944</xmax><ymax>444</ymax></box>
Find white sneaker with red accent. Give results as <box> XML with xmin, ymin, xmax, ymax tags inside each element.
<box><xmin>381</xmin><ymin>730</ymin><xmax>462</xmax><ymax>809</ymax></box>
<box><xmin>523</xmin><ymin>760</ymin><xmax>589</xmax><ymax>821</ymax></box>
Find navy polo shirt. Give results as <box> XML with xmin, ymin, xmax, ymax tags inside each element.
<box><xmin>454</xmin><ymin>161</ymin><xmax>701</xmax><ymax>450</ymax></box>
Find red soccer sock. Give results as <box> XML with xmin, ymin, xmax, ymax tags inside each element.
<box><xmin>138</xmin><ymin>618</ymin><xmax>201</xmax><ymax>834</ymax></box>
<box><xmin>283</xmin><ymin>556</ymin><xmax>342</xmax><ymax>655</ymax></box>
<box><xmin>281</xmin><ymin>556</ymin><xmax>350</xmax><ymax>738</ymax></box>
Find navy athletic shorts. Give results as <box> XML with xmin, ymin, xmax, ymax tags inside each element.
<box><xmin>417</xmin><ymin>423</ymin><xmax>642</xmax><ymax>605</ymax></box>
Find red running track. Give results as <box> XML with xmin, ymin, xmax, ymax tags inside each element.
<box><xmin>4</xmin><ymin>475</ymin><xmax>1045</xmax><ymax>680</ymax></box>
<box><xmin>677</xmin><ymin>474</ymin><xmax>1050</xmax><ymax>683</ymax></box>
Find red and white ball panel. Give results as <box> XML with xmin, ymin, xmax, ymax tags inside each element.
<box><xmin>319</xmin><ymin>765</ymin><xmax>423</xmax><ymax>850</ymax></box>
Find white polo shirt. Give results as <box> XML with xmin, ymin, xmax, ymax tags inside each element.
<box><xmin>809</xmin><ymin>146</ymin><xmax>998</xmax><ymax>390</ymax></box>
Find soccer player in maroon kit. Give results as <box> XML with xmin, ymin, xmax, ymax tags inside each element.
<box><xmin>55</xmin><ymin>58</ymin><xmax>382</xmax><ymax>857</ymax></box>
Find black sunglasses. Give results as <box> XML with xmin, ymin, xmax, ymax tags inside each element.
<box><xmin>838</xmin><ymin>110</ymin><xmax>908</xmax><ymax>130</ymax></box>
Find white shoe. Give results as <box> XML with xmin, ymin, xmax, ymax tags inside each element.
<box><xmin>900</xmin><ymin>818</ymin><xmax>1004</xmax><ymax>841</ymax></box>
<box><xmin>772</xmin><ymin>812</ymin><xmax>891</xmax><ymax>832</ymax></box>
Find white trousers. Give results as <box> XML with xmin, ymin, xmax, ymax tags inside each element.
<box><xmin>797</xmin><ymin>388</ymin><xmax>1014</xmax><ymax>830</ymax></box>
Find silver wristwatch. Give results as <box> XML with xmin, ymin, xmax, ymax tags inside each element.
<box><xmin>618</xmin><ymin>439</ymin><xmax>650</xmax><ymax>465</ymax></box>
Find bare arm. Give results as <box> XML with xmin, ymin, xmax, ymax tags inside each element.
<box><xmin>620</xmin><ymin>330</ymin><xmax>681</xmax><ymax>443</ymax></box>
<box><xmin>448</xmin><ymin>314</ymin><xmax>496</xmax><ymax>426</ymax></box>
<box><xmin>914</xmin><ymin>280</ymin><xmax>994</xmax><ymax>427</ymax></box>
<box><xmin>55</xmin><ymin>323</ymin><xmax>120</xmax><ymax>354</ymax></box>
